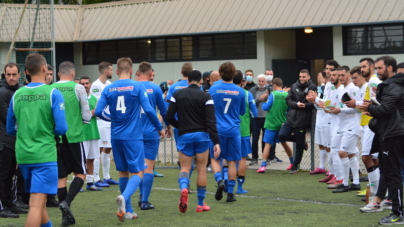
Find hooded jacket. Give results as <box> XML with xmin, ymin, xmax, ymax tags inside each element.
<box><xmin>0</xmin><ymin>79</ymin><xmax>20</xmax><ymax>149</ymax></box>
<box><xmin>286</xmin><ymin>79</ymin><xmax>317</xmax><ymax>128</ymax></box>
<box><xmin>368</xmin><ymin>73</ymin><xmax>404</xmax><ymax>141</ymax></box>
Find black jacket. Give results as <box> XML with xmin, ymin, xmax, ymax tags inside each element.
<box><xmin>0</xmin><ymin>80</ymin><xmax>20</xmax><ymax>149</ymax></box>
<box><xmin>368</xmin><ymin>73</ymin><xmax>404</xmax><ymax>141</ymax></box>
<box><xmin>286</xmin><ymin>79</ymin><xmax>317</xmax><ymax>128</ymax></box>
<box><xmin>245</xmin><ymin>81</ymin><xmax>256</xmax><ymax>91</ymax></box>
<box><xmin>167</xmin><ymin>84</ymin><xmax>219</xmax><ymax>145</ymax></box>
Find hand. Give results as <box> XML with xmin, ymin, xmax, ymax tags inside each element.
<box><xmin>297</xmin><ymin>102</ymin><xmax>305</xmax><ymax>108</ymax></box>
<box><xmin>159</xmin><ymin>129</ymin><xmax>166</xmax><ymax>139</ymax></box>
<box><xmin>372</xmin><ymin>87</ymin><xmax>377</xmax><ymax>94</ymax></box>
<box><xmin>91</xmin><ymin>109</ymin><xmax>95</xmax><ymax>116</ymax></box>
<box><xmin>166</xmin><ymin>125</ymin><xmax>172</xmax><ymax>138</ymax></box>
<box><xmin>357</xmin><ymin>102</ymin><xmax>370</xmax><ymax>112</ymax></box>
<box><xmin>283</xmin><ymin>87</ymin><xmax>290</xmax><ymax>92</ymax></box>
<box><xmin>317</xmin><ymin>100</ymin><xmax>325</xmax><ymax>108</ymax></box>
<box><xmin>330</xmin><ymin>107</ymin><xmax>341</xmax><ymax>114</ymax></box>
<box><xmin>213</xmin><ymin>144</ymin><xmax>221</xmax><ymax>159</ymax></box>
<box><xmin>363</xmin><ymin>112</ymin><xmax>372</xmax><ymax>116</ymax></box>
<box><xmin>259</xmin><ymin>93</ymin><xmax>268</xmax><ymax>101</ymax></box>
<box><xmin>306</xmin><ymin>90</ymin><xmax>317</xmax><ymax>103</ymax></box>
<box><xmin>344</xmin><ymin>99</ymin><xmax>356</xmax><ymax>108</ymax></box>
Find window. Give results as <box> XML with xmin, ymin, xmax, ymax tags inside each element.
<box><xmin>343</xmin><ymin>23</ymin><xmax>404</xmax><ymax>55</ymax></box>
<box><xmin>82</xmin><ymin>32</ymin><xmax>256</xmax><ymax>64</ymax></box>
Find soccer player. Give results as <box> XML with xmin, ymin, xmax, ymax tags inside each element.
<box><xmin>167</xmin><ymin>70</ymin><xmax>220</xmax><ymax>213</ymax></box>
<box><xmin>95</xmin><ymin>57</ymin><xmax>165</xmax><ymax>222</ymax></box>
<box><xmin>256</xmin><ymin>78</ymin><xmax>293</xmax><ymax>173</ymax></box>
<box><xmin>80</xmin><ymin>76</ymin><xmax>102</xmax><ymax>191</ymax></box>
<box><xmin>90</xmin><ymin>62</ymin><xmax>119</xmax><ymax>187</ymax></box>
<box><xmin>51</xmin><ymin>61</ymin><xmax>92</xmax><ymax>226</ymax></box>
<box><xmin>136</xmin><ymin>62</ymin><xmax>172</xmax><ymax>210</ymax></box>
<box><xmin>7</xmin><ymin>53</ymin><xmax>68</xmax><ymax>227</ymax></box>
<box><xmin>209</xmin><ymin>62</ymin><xmax>245</xmax><ymax>202</ymax></box>
<box><xmin>328</xmin><ymin>66</ymin><xmax>361</xmax><ymax>193</ymax></box>
<box><xmin>234</xmin><ymin>71</ymin><xmax>257</xmax><ymax>193</ymax></box>
<box><xmin>45</xmin><ymin>64</ymin><xmax>53</xmax><ymax>85</ymax></box>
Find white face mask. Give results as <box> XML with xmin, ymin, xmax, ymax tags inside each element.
<box><xmin>266</xmin><ymin>75</ymin><xmax>273</xmax><ymax>82</ymax></box>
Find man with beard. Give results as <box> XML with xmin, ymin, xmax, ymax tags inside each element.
<box><xmin>279</xmin><ymin>69</ymin><xmax>316</xmax><ymax>174</ymax></box>
<box><xmin>358</xmin><ymin>56</ymin><xmax>404</xmax><ymax>225</ymax></box>
<box><xmin>90</xmin><ymin>62</ymin><xmax>119</xmax><ymax>187</ymax></box>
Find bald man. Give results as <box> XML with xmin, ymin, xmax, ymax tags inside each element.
<box><xmin>202</xmin><ymin>71</ymin><xmax>221</xmax><ymax>92</ymax></box>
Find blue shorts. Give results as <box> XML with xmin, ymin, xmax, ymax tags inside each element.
<box><xmin>174</xmin><ymin>128</ymin><xmax>179</xmax><ymax>145</ymax></box>
<box><xmin>177</xmin><ymin>132</ymin><xmax>210</xmax><ymax>157</ymax></box>
<box><xmin>240</xmin><ymin>136</ymin><xmax>252</xmax><ymax>157</ymax></box>
<box><xmin>219</xmin><ymin>135</ymin><xmax>241</xmax><ymax>161</ymax></box>
<box><xmin>19</xmin><ymin>162</ymin><xmax>58</xmax><ymax>194</ymax></box>
<box><xmin>144</xmin><ymin>139</ymin><xmax>160</xmax><ymax>160</ymax></box>
<box><xmin>263</xmin><ymin>129</ymin><xmax>284</xmax><ymax>145</ymax></box>
<box><xmin>111</xmin><ymin>139</ymin><xmax>146</xmax><ymax>173</ymax></box>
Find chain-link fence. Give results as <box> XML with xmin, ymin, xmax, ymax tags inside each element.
<box><xmin>155</xmin><ymin>137</ymin><xmax>179</xmax><ymax>168</ymax></box>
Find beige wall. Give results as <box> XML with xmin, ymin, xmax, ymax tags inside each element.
<box><xmin>264</xmin><ymin>30</ymin><xmax>296</xmax><ymax>70</ymax></box>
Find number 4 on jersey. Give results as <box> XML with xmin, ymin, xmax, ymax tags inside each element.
<box><xmin>116</xmin><ymin>96</ymin><xmax>126</xmax><ymax>113</ymax></box>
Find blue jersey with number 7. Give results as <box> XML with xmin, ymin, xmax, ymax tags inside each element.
<box><xmin>209</xmin><ymin>81</ymin><xmax>245</xmax><ymax>137</ymax></box>
<box><xmin>95</xmin><ymin>79</ymin><xmax>162</xmax><ymax>140</ymax></box>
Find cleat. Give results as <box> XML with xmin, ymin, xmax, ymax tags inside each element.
<box><xmin>215</xmin><ymin>180</ymin><xmax>225</xmax><ymax>201</ymax></box>
<box><xmin>124</xmin><ymin>212</ymin><xmax>137</xmax><ymax>220</ymax></box>
<box><xmin>378</xmin><ymin>213</ymin><xmax>404</xmax><ymax>225</ymax></box>
<box><xmin>327</xmin><ymin>180</ymin><xmax>343</xmax><ymax>189</ymax></box>
<box><xmin>319</xmin><ymin>174</ymin><xmax>334</xmax><ymax>182</ymax></box>
<box><xmin>286</xmin><ymin>164</ymin><xmax>293</xmax><ymax>170</ymax></box>
<box><xmin>153</xmin><ymin>170</ymin><xmax>164</xmax><ymax>177</ymax></box>
<box><xmin>310</xmin><ymin>168</ymin><xmax>326</xmax><ymax>174</ymax></box>
<box><xmin>332</xmin><ymin>184</ymin><xmax>349</xmax><ymax>193</ymax></box>
<box><xmin>59</xmin><ymin>201</ymin><xmax>75</xmax><ymax>226</ymax></box>
<box><xmin>381</xmin><ymin>200</ymin><xmax>392</xmax><ymax>210</ymax></box>
<box><xmin>95</xmin><ymin>180</ymin><xmax>110</xmax><ymax>187</ymax></box>
<box><xmin>86</xmin><ymin>183</ymin><xmax>102</xmax><ymax>191</ymax></box>
<box><xmin>256</xmin><ymin>166</ymin><xmax>266</xmax><ymax>173</ymax></box>
<box><xmin>325</xmin><ymin>171</ymin><xmax>330</xmax><ymax>176</ymax></box>
<box><xmin>104</xmin><ymin>178</ymin><xmax>119</xmax><ymax>185</ymax></box>
<box><xmin>226</xmin><ymin>193</ymin><xmax>236</xmax><ymax>202</ymax></box>
<box><xmin>361</xmin><ymin>198</ymin><xmax>366</xmax><ymax>202</ymax></box>
<box><xmin>179</xmin><ymin>188</ymin><xmax>188</xmax><ymax>213</ymax></box>
<box><xmin>15</xmin><ymin>197</ymin><xmax>29</xmax><ymax>209</ymax></box>
<box><xmin>249</xmin><ymin>159</ymin><xmax>258</xmax><ymax>166</ymax></box>
<box><xmin>246</xmin><ymin>156</ymin><xmax>252</xmax><ymax>161</ymax></box>
<box><xmin>327</xmin><ymin>177</ymin><xmax>337</xmax><ymax>184</ymax></box>
<box><xmin>11</xmin><ymin>206</ymin><xmax>27</xmax><ymax>214</ymax></box>
<box><xmin>0</xmin><ymin>209</ymin><xmax>19</xmax><ymax>218</ymax></box>
<box><xmin>274</xmin><ymin>156</ymin><xmax>283</xmax><ymax>162</ymax></box>
<box><xmin>236</xmin><ymin>188</ymin><xmax>248</xmax><ymax>194</ymax></box>
<box><xmin>196</xmin><ymin>203</ymin><xmax>210</xmax><ymax>212</ymax></box>
<box><xmin>357</xmin><ymin>189</ymin><xmax>366</xmax><ymax>197</ymax></box>
<box><xmin>267</xmin><ymin>159</ymin><xmax>277</xmax><ymax>164</ymax></box>
<box><xmin>140</xmin><ymin>201</ymin><xmax>155</xmax><ymax>210</ymax></box>
<box><xmin>79</xmin><ymin>189</ymin><xmax>84</xmax><ymax>192</ymax></box>
<box><xmin>206</xmin><ymin>166</ymin><xmax>213</xmax><ymax>173</ymax></box>
<box><xmin>360</xmin><ymin>202</ymin><xmax>383</xmax><ymax>213</ymax></box>
<box><xmin>289</xmin><ymin>166</ymin><xmax>298</xmax><ymax>174</ymax></box>
<box><xmin>46</xmin><ymin>196</ymin><xmax>59</xmax><ymax>208</ymax></box>
<box><xmin>116</xmin><ymin>195</ymin><xmax>126</xmax><ymax>222</ymax></box>
<box><xmin>348</xmin><ymin>183</ymin><xmax>361</xmax><ymax>191</ymax></box>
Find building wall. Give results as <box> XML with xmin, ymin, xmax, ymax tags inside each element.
<box><xmin>264</xmin><ymin>29</ymin><xmax>296</xmax><ymax>71</ymax></box>
<box><xmin>0</xmin><ymin>42</ymin><xmax>16</xmax><ymax>70</ymax></box>
<box><xmin>74</xmin><ymin>31</ymin><xmax>266</xmax><ymax>85</ymax></box>
<box><xmin>333</xmin><ymin>26</ymin><xmax>404</xmax><ymax>68</ymax></box>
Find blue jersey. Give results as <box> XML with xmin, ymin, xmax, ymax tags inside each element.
<box><xmin>95</xmin><ymin>79</ymin><xmax>162</xmax><ymax>140</ymax></box>
<box><xmin>140</xmin><ymin>81</ymin><xmax>169</xmax><ymax>140</ymax></box>
<box><xmin>165</xmin><ymin>80</ymin><xmax>189</xmax><ymax>108</ymax></box>
<box><xmin>209</xmin><ymin>81</ymin><xmax>245</xmax><ymax>137</ymax></box>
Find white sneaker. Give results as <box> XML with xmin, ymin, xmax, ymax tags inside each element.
<box><xmin>116</xmin><ymin>195</ymin><xmax>126</xmax><ymax>222</ymax></box>
<box><xmin>124</xmin><ymin>212</ymin><xmax>137</xmax><ymax>220</ymax></box>
<box><xmin>381</xmin><ymin>199</ymin><xmax>392</xmax><ymax>210</ymax></box>
<box><xmin>360</xmin><ymin>202</ymin><xmax>383</xmax><ymax>213</ymax></box>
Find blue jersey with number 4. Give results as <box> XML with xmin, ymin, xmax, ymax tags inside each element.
<box><xmin>209</xmin><ymin>81</ymin><xmax>245</xmax><ymax>137</ymax></box>
<box><xmin>95</xmin><ymin>79</ymin><xmax>162</xmax><ymax>141</ymax></box>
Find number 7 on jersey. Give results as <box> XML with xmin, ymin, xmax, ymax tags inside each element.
<box><xmin>223</xmin><ymin>98</ymin><xmax>232</xmax><ymax>113</ymax></box>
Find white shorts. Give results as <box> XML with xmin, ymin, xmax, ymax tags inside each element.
<box><xmin>330</xmin><ymin>134</ymin><xmax>342</xmax><ymax>153</ymax></box>
<box><xmin>340</xmin><ymin>133</ymin><xmax>358</xmax><ymax>154</ymax></box>
<box><xmin>315</xmin><ymin>128</ymin><xmax>322</xmax><ymax>145</ymax></box>
<box><xmin>321</xmin><ymin>123</ymin><xmax>331</xmax><ymax>148</ymax></box>
<box><xmin>361</xmin><ymin>125</ymin><xmax>375</xmax><ymax>156</ymax></box>
<box><xmin>83</xmin><ymin>139</ymin><xmax>100</xmax><ymax>160</ymax></box>
<box><xmin>98</xmin><ymin>127</ymin><xmax>112</xmax><ymax>148</ymax></box>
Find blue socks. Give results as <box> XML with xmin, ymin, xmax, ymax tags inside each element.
<box><xmin>142</xmin><ymin>173</ymin><xmax>154</xmax><ymax>202</ymax></box>
<box><xmin>261</xmin><ymin>161</ymin><xmax>267</xmax><ymax>167</ymax></box>
<box><xmin>40</xmin><ymin>220</ymin><xmax>52</xmax><ymax>227</ymax></box>
<box><xmin>197</xmin><ymin>186</ymin><xmax>206</xmax><ymax>206</ymax></box>
<box><xmin>214</xmin><ymin>172</ymin><xmax>222</xmax><ymax>182</ymax></box>
<box><xmin>289</xmin><ymin>157</ymin><xmax>294</xmax><ymax>164</ymax></box>
<box><xmin>223</xmin><ymin>167</ymin><xmax>229</xmax><ymax>193</ymax></box>
<box><xmin>178</xmin><ymin>172</ymin><xmax>190</xmax><ymax>190</ymax></box>
<box><xmin>122</xmin><ymin>175</ymin><xmax>142</xmax><ymax>213</ymax></box>
<box><xmin>227</xmin><ymin>180</ymin><xmax>236</xmax><ymax>194</ymax></box>
<box><xmin>237</xmin><ymin>176</ymin><xmax>247</xmax><ymax>194</ymax></box>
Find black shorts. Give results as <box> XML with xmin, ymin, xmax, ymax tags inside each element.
<box><xmin>370</xmin><ymin>133</ymin><xmax>379</xmax><ymax>155</ymax></box>
<box><xmin>57</xmin><ymin>136</ymin><xmax>87</xmax><ymax>178</ymax></box>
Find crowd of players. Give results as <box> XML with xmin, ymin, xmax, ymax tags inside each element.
<box><xmin>1</xmin><ymin>53</ymin><xmax>404</xmax><ymax>226</ymax></box>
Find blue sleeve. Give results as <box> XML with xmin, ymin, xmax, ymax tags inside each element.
<box><xmin>239</xmin><ymin>90</ymin><xmax>246</xmax><ymax>116</ymax></box>
<box><xmin>6</xmin><ymin>97</ymin><xmax>17</xmax><ymax>135</ymax></box>
<box><xmin>95</xmin><ymin>89</ymin><xmax>111</xmax><ymax>121</ymax></box>
<box><xmin>248</xmin><ymin>92</ymin><xmax>258</xmax><ymax>118</ymax></box>
<box><xmin>139</xmin><ymin>86</ymin><xmax>163</xmax><ymax>131</ymax></box>
<box><xmin>51</xmin><ymin>89</ymin><xmax>68</xmax><ymax>136</ymax></box>
<box><xmin>165</xmin><ymin>86</ymin><xmax>174</xmax><ymax>109</ymax></box>
<box><xmin>262</xmin><ymin>93</ymin><xmax>274</xmax><ymax>111</ymax></box>
<box><xmin>156</xmin><ymin>88</ymin><xmax>170</xmax><ymax>126</ymax></box>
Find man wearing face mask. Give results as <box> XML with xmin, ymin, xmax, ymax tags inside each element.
<box><xmin>265</xmin><ymin>69</ymin><xmax>274</xmax><ymax>87</ymax></box>
<box><xmin>244</xmin><ymin>69</ymin><xmax>256</xmax><ymax>91</ymax></box>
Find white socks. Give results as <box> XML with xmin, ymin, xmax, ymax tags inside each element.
<box><xmin>102</xmin><ymin>152</ymin><xmax>111</xmax><ymax>180</ymax></box>
<box><xmin>331</xmin><ymin>152</ymin><xmax>342</xmax><ymax>180</ymax></box>
<box><xmin>328</xmin><ymin>153</ymin><xmax>334</xmax><ymax>175</ymax></box>
<box><xmin>86</xmin><ymin>174</ymin><xmax>94</xmax><ymax>184</ymax></box>
<box><xmin>319</xmin><ymin>149</ymin><xmax>327</xmax><ymax>169</ymax></box>
<box><xmin>368</xmin><ymin>167</ymin><xmax>380</xmax><ymax>196</ymax></box>
<box><xmin>94</xmin><ymin>158</ymin><xmax>100</xmax><ymax>182</ymax></box>
<box><xmin>349</xmin><ymin>156</ymin><xmax>360</xmax><ymax>184</ymax></box>
<box><xmin>341</xmin><ymin>157</ymin><xmax>350</xmax><ymax>186</ymax></box>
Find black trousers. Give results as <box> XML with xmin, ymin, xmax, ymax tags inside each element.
<box><xmin>0</xmin><ymin>145</ymin><xmax>17</xmax><ymax>209</ymax></box>
<box><xmin>377</xmin><ymin>138</ymin><xmax>404</xmax><ymax>216</ymax></box>
<box><xmin>279</xmin><ymin>122</ymin><xmax>307</xmax><ymax>167</ymax></box>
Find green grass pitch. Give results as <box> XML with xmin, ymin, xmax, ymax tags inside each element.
<box><xmin>2</xmin><ymin>164</ymin><xmax>385</xmax><ymax>227</ymax></box>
